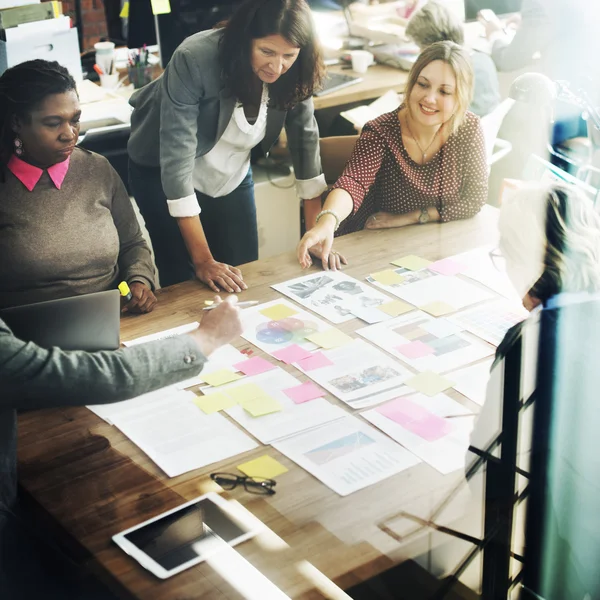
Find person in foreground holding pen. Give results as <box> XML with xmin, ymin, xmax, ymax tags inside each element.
<box><xmin>0</xmin><ymin>295</ymin><xmax>242</xmax><ymax>598</ymax></box>
<box><xmin>128</xmin><ymin>0</ymin><xmax>339</xmax><ymax>292</ymax></box>
<box><xmin>0</xmin><ymin>60</ymin><xmax>156</xmax><ymax>313</ymax></box>
<box><xmin>297</xmin><ymin>41</ymin><xmax>488</xmax><ymax>271</ymax></box>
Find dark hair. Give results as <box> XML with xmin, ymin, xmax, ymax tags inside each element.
<box><xmin>218</xmin><ymin>0</ymin><xmax>324</xmax><ymax>110</ymax></box>
<box><xmin>0</xmin><ymin>59</ymin><xmax>77</xmax><ymax>168</ymax></box>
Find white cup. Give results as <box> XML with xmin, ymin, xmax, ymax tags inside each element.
<box><xmin>350</xmin><ymin>50</ymin><xmax>374</xmax><ymax>74</ymax></box>
<box><xmin>94</xmin><ymin>41</ymin><xmax>116</xmax><ymax>76</ymax></box>
<box><xmin>99</xmin><ymin>73</ymin><xmax>119</xmax><ymax>89</ymax></box>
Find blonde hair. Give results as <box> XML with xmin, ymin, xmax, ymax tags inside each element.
<box><xmin>404</xmin><ymin>41</ymin><xmax>473</xmax><ymax>133</ymax></box>
<box><xmin>406</xmin><ymin>0</ymin><xmax>464</xmax><ymax>48</ymax></box>
<box><xmin>533</xmin><ymin>184</ymin><xmax>600</xmax><ymax>299</ymax></box>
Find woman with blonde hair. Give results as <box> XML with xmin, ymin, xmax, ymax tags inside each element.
<box><xmin>297</xmin><ymin>41</ymin><xmax>488</xmax><ymax>270</ymax></box>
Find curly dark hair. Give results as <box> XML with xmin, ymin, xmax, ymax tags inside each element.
<box><xmin>0</xmin><ymin>59</ymin><xmax>77</xmax><ymax>170</ymax></box>
<box><xmin>218</xmin><ymin>0</ymin><xmax>324</xmax><ymax>110</ymax></box>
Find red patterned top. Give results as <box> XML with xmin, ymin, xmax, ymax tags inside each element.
<box><xmin>331</xmin><ymin>109</ymin><xmax>488</xmax><ymax>235</ymax></box>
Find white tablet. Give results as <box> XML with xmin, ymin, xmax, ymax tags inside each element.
<box><xmin>112</xmin><ymin>492</ymin><xmax>256</xmax><ymax>579</ymax></box>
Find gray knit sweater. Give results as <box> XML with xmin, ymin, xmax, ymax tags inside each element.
<box><xmin>0</xmin><ymin>148</ymin><xmax>155</xmax><ymax>309</ymax></box>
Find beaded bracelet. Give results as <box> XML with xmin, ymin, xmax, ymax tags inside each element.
<box><xmin>315</xmin><ymin>209</ymin><xmax>340</xmax><ymax>232</ymax></box>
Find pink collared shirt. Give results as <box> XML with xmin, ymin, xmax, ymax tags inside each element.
<box><xmin>7</xmin><ymin>154</ymin><xmax>70</xmax><ymax>191</ymax></box>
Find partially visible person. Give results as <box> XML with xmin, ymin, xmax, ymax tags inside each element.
<box><xmin>0</xmin><ymin>60</ymin><xmax>156</xmax><ymax>313</ymax></box>
<box><xmin>128</xmin><ymin>0</ymin><xmax>341</xmax><ymax>289</ymax></box>
<box><xmin>406</xmin><ymin>0</ymin><xmax>500</xmax><ymax>117</ymax></box>
<box><xmin>297</xmin><ymin>41</ymin><xmax>488</xmax><ymax>270</ymax></box>
<box><xmin>470</xmin><ymin>181</ymin><xmax>600</xmax><ymax>463</ymax></box>
<box><xmin>0</xmin><ymin>295</ymin><xmax>242</xmax><ymax>598</ymax></box>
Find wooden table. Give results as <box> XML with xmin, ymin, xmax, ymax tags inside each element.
<box><xmin>313</xmin><ymin>63</ymin><xmax>408</xmax><ymax>111</ymax></box>
<box><xmin>17</xmin><ymin>207</ymin><xmax>499</xmax><ymax>599</ymax></box>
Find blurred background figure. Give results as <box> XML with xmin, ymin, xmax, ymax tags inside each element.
<box><xmin>406</xmin><ymin>0</ymin><xmax>501</xmax><ymax>117</ymax></box>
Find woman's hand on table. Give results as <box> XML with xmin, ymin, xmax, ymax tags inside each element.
<box><xmin>297</xmin><ymin>217</ymin><xmax>347</xmax><ymax>271</ymax></box>
<box><xmin>192</xmin><ymin>295</ymin><xmax>243</xmax><ymax>357</ymax></box>
<box><xmin>195</xmin><ymin>259</ymin><xmax>248</xmax><ymax>294</ymax></box>
<box><xmin>122</xmin><ymin>282</ymin><xmax>157</xmax><ymax>313</ymax></box>
<box><xmin>364</xmin><ymin>212</ymin><xmax>406</xmax><ymax>230</ymax></box>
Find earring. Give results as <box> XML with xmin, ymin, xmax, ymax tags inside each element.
<box><xmin>14</xmin><ymin>137</ymin><xmax>24</xmax><ymax>156</ymax></box>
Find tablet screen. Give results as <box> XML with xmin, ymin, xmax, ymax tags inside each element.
<box><xmin>122</xmin><ymin>497</ymin><xmax>246</xmax><ymax>571</ymax></box>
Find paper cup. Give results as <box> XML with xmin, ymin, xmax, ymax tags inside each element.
<box><xmin>99</xmin><ymin>73</ymin><xmax>119</xmax><ymax>89</ymax></box>
<box><xmin>94</xmin><ymin>41</ymin><xmax>115</xmax><ymax>76</ymax></box>
<box><xmin>350</xmin><ymin>50</ymin><xmax>374</xmax><ymax>74</ymax></box>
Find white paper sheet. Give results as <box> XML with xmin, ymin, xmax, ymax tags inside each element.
<box><xmin>366</xmin><ymin>268</ymin><xmax>494</xmax><ymax>311</ymax></box>
<box><xmin>241</xmin><ymin>299</ymin><xmax>330</xmax><ymax>355</ymax></box>
<box><xmin>122</xmin><ymin>322</ymin><xmax>199</xmax><ymax>346</ymax></box>
<box><xmin>447</xmin><ymin>300</ymin><xmax>527</xmax><ymax>346</ymax></box>
<box><xmin>296</xmin><ymin>339</ymin><xmax>411</xmax><ymax>404</ymax></box>
<box><xmin>450</xmin><ymin>247</ymin><xmax>519</xmax><ymax>301</ymax></box>
<box><xmin>449</xmin><ymin>359</ymin><xmax>494</xmax><ymax>406</ymax></box>
<box><xmin>202</xmin><ymin>369</ymin><xmax>347</xmax><ymax>444</ymax></box>
<box><xmin>362</xmin><ymin>399</ymin><xmax>475</xmax><ymax>475</ymax></box>
<box><xmin>110</xmin><ymin>393</ymin><xmax>257</xmax><ymax>477</ymax></box>
<box><xmin>357</xmin><ymin>311</ymin><xmax>494</xmax><ymax>374</ymax></box>
<box><xmin>272</xmin><ymin>415</ymin><xmax>421</xmax><ymax>496</ymax></box>
<box><xmin>272</xmin><ymin>271</ymin><xmax>392</xmax><ymax>324</ymax></box>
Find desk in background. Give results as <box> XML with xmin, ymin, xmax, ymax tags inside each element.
<box><xmin>17</xmin><ymin>207</ymin><xmax>499</xmax><ymax>599</ymax></box>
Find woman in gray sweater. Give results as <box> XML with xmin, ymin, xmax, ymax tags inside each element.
<box><xmin>0</xmin><ymin>60</ymin><xmax>156</xmax><ymax>312</ymax></box>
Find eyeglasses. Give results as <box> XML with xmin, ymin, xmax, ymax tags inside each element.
<box><xmin>210</xmin><ymin>472</ymin><xmax>276</xmax><ymax>495</ymax></box>
<box><xmin>489</xmin><ymin>247</ymin><xmax>506</xmax><ymax>272</ymax></box>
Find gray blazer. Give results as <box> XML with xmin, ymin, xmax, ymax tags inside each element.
<box><xmin>128</xmin><ymin>29</ymin><xmax>323</xmax><ymax>200</ymax></box>
<box><xmin>0</xmin><ymin>317</ymin><xmax>206</xmax><ymax>511</ymax></box>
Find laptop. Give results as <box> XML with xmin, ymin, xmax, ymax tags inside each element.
<box><xmin>0</xmin><ymin>289</ymin><xmax>121</xmax><ymax>351</ymax></box>
<box><xmin>315</xmin><ymin>71</ymin><xmax>363</xmax><ymax>97</ymax></box>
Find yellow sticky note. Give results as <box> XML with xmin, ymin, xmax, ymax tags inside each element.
<box><xmin>378</xmin><ymin>300</ymin><xmax>414</xmax><ymax>317</ymax></box>
<box><xmin>150</xmin><ymin>0</ymin><xmax>171</xmax><ymax>14</ymax></box>
<box><xmin>201</xmin><ymin>369</ymin><xmax>243</xmax><ymax>387</ymax></box>
<box><xmin>370</xmin><ymin>270</ymin><xmax>406</xmax><ymax>286</ymax></box>
<box><xmin>225</xmin><ymin>383</ymin><xmax>266</xmax><ymax>404</ymax></box>
<box><xmin>306</xmin><ymin>328</ymin><xmax>353</xmax><ymax>349</ymax></box>
<box><xmin>193</xmin><ymin>393</ymin><xmax>236</xmax><ymax>414</ymax></box>
<box><xmin>119</xmin><ymin>1</ymin><xmax>129</xmax><ymax>18</ymax></box>
<box><xmin>391</xmin><ymin>255</ymin><xmax>431</xmax><ymax>270</ymax></box>
<box><xmin>243</xmin><ymin>395</ymin><xmax>282</xmax><ymax>417</ymax></box>
<box><xmin>259</xmin><ymin>303</ymin><xmax>298</xmax><ymax>321</ymax></box>
<box><xmin>237</xmin><ymin>455</ymin><xmax>288</xmax><ymax>479</ymax></box>
<box><xmin>406</xmin><ymin>371</ymin><xmax>455</xmax><ymax>397</ymax></box>
<box><xmin>420</xmin><ymin>301</ymin><xmax>456</xmax><ymax>317</ymax></box>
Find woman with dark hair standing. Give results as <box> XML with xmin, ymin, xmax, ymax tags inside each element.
<box><xmin>0</xmin><ymin>59</ymin><xmax>156</xmax><ymax>312</ymax></box>
<box><xmin>128</xmin><ymin>0</ymin><xmax>339</xmax><ymax>291</ymax></box>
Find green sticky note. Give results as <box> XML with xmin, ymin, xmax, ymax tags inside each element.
<box><xmin>378</xmin><ymin>300</ymin><xmax>414</xmax><ymax>317</ymax></box>
<box><xmin>306</xmin><ymin>328</ymin><xmax>353</xmax><ymax>349</ymax></box>
<box><xmin>243</xmin><ymin>395</ymin><xmax>283</xmax><ymax>417</ymax></box>
<box><xmin>405</xmin><ymin>371</ymin><xmax>455</xmax><ymax>397</ymax></box>
<box><xmin>370</xmin><ymin>269</ymin><xmax>406</xmax><ymax>286</ymax></box>
<box><xmin>259</xmin><ymin>303</ymin><xmax>298</xmax><ymax>321</ymax></box>
<box><xmin>391</xmin><ymin>255</ymin><xmax>431</xmax><ymax>270</ymax></box>
<box><xmin>193</xmin><ymin>393</ymin><xmax>237</xmax><ymax>414</ymax></box>
<box><xmin>150</xmin><ymin>0</ymin><xmax>171</xmax><ymax>14</ymax></box>
<box><xmin>225</xmin><ymin>383</ymin><xmax>266</xmax><ymax>404</ymax></box>
<box><xmin>237</xmin><ymin>455</ymin><xmax>288</xmax><ymax>479</ymax></box>
<box><xmin>420</xmin><ymin>301</ymin><xmax>456</xmax><ymax>317</ymax></box>
<box><xmin>200</xmin><ymin>369</ymin><xmax>243</xmax><ymax>387</ymax></box>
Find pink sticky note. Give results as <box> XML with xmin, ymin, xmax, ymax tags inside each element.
<box><xmin>271</xmin><ymin>344</ymin><xmax>313</xmax><ymax>365</ymax></box>
<box><xmin>428</xmin><ymin>258</ymin><xmax>465</xmax><ymax>276</ymax></box>
<box><xmin>376</xmin><ymin>398</ymin><xmax>452</xmax><ymax>442</ymax></box>
<box><xmin>396</xmin><ymin>340</ymin><xmax>435</xmax><ymax>359</ymax></box>
<box><xmin>297</xmin><ymin>352</ymin><xmax>334</xmax><ymax>372</ymax></box>
<box><xmin>234</xmin><ymin>356</ymin><xmax>276</xmax><ymax>376</ymax></box>
<box><xmin>283</xmin><ymin>381</ymin><xmax>325</xmax><ymax>404</ymax></box>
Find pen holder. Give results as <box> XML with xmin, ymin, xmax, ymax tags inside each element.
<box><xmin>127</xmin><ymin>65</ymin><xmax>152</xmax><ymax>89</ymax></box>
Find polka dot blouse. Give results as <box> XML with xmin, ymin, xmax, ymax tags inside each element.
<box><xmin>331</xmin><ymin>108</ymin><xmax>488</xmax><ymax>235</ymax></box>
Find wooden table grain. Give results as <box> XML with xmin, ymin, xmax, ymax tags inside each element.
<box><xmin>17</xmin><ymin>206</ymin><xmax>499</xmax><ymax>599</ymax></box>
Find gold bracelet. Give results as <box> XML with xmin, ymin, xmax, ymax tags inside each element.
<box><xmin>315</xmin><ymin>209</ymin><xmax>340</xmax><ymax>232</ymax></box>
